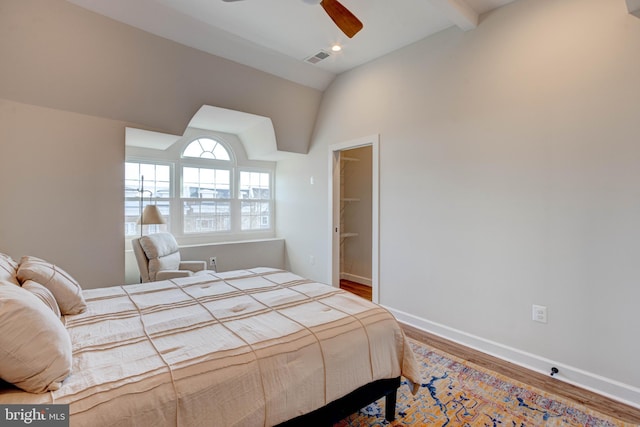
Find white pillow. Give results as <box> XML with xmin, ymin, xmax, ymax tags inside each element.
<box><xmin>0</xmin><ymin>252</ymin><xmax>20</xmax><ymax>286</ymax></box>
<box><xmin>22</xmin><ymin>280</ymin><xmax>62</xmax><ymax>319</ymax></box>
<box><xmin>0</xmin><ymin>281</ymin><xmax>72</xmax><ymax>393</ymax></box>
<box><xmin>16</xmin><ymin>256</ymin><xmax>86</xmax><ymax>315</ymax></box>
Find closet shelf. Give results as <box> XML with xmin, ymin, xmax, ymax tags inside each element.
<box><xmin>341</xmin><ymin>198</ymin><xmax>360</xmax><ymax>202</ymax></box>
<box><xmin>340</xmin><ymin>232</ymin><xmax>359</xmax><ymax>238</ymax></box>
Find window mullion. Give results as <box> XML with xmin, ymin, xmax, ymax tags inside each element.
<box><xmin>170</xmin><ymin>162</ymin><xmax>181</xmax><ymax>237</ymax></box>
<box><xmin>231</xmin><ymin>167</ymin><xmax>239</xmax><ymax>234</ymax></box>
<box><xmin>230</xmin><ymin>198</ymin><xmax>241</xmax><ymax>234</ymax></box>
<box><xmin>127</xmin><ymin>136</ymin><xmax>274</xmax><ymax>242</ymax></box>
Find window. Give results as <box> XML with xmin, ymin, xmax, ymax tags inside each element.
<box><xmin>124</xmin><ymin>162</ymin><xmax>171</xmax><ymax>237</ymax></box>
<box><xmin>183</xmin><ymin>138</ymin><xmax>230</xmax><ymax>160</ymax></box>
<box><xmin>125</xmin><ymin>136</ymin><xmax>273</xmax><ymax>241</ymax></box>
<box><xmin>182</xmin><ymin>167</ymin><xmax>231</xmax><ymax>233</ymax></box>
<box><xmin>240</xmin><ymin>171</ymin><xmax>271</xmax><ymax>230</ymax></box>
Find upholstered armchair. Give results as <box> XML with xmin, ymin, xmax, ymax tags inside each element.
<box><xmin>132</xmin><ymin>232</ymin><xmax>214</xmax><ymax>282</ymax></box>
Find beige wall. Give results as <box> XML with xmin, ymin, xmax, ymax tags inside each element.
<box><xmin>0</xmin><ymin>0</ymin><xmax>322</xmax><ymax>287</ymax></box>
<box><xmin>0</xmin><ymin>0</ymin><xmax>321</xmax><ymax>154</ymax></box>
<box><xmin>2</xmin><ymin>0</ymin><xmax>639</xmax><ymax>407</ymax></box>
<box><xmin>125</xmin><ymin>239</ymin><xmax>286</xmax><ymax>284</ymax></box>
<box><xmin>277</xmin><ymin>0</ymin><xmax>640</xmax><ymax>405</ymax></box>
<box><xmin>0</xmin><ymin>99</ymin><xmax>125</xmax><ymax>288</ymax></box>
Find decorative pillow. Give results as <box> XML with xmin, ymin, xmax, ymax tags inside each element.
<box><xmin>22</xmin><ymin>280</ymin><xmax>62</xmax><ymax>319</ymax></box>
<box><xmin>0</xmin><ymin>281</ymin><xmax>72</xmax><ymax>393</ymax></box>
<box><xmin>0</xmin><ymin>252</ymin><xmax>20</xmax><ymax>286</ymax></box>
<box><xmin>16</xmin><ymin>256</ymin><xmax>86</xmax><ymax>315</ymax></box>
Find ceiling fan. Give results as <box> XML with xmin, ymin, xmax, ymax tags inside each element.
<box><xmin>221</xmin><ymin>0</ymin><xmax>363</xmax><ymax>38</ymax></box>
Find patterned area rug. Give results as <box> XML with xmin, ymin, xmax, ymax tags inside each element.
<box><xmin>335</xmin><ymin>339</ymin><xmax>636</xmax><ymax>426</ymax></box>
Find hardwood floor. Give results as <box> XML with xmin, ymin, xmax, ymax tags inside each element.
<box><xmin>339</xmin><ymin>279</ymin><xmax>640</xmax><ymax>423</ymax></box>
<box><xmin>340</xmin><ymin>279</ymin><xmax>372</xmax><ymax>300</ymax></box>
<box><xmin>401</xmin><ymin>323</ymin><xmax>640</xmax><ymax>425</ymax></box>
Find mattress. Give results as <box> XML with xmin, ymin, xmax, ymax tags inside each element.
<box><xmin>0</xmin><ymin>268</ymin><xmax>420</xmax><ymax>426</ymax></box>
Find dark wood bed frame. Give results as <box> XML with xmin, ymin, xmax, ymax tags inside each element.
<box><xmin>275</xmin><ymin>376</ymin><xmax>401</xmax><ymax>427</ymax></box>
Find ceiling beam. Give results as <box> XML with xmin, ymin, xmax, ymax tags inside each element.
<box><xmin>429</xmin><ymin>0</ymin><xmax>479</xmax><ymax>31</ymax></box>
<box><xmin>627</xmin><ymin>0</ymin><xmax>640</xmax><ymax>17</ymax></box>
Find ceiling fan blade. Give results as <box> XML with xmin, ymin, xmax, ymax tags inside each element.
<box><xmin>320</xmin><ymin>0</ymin><xmax>363</xmax><ymax>38</ymax></box>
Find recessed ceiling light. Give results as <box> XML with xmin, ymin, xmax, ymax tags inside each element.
<box><xmin>331</xmin><ymin>44</ymin><xmax>342</xmax><ymax>52</ymax></box>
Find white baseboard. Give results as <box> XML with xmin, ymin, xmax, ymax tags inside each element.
<box><xmin>340</xmin><ymin>272</ymin><xmax>372</xmax><ymax>286</ymax></box>
<box><xmin>386</xmin><ymin>306</ymin><xmax>640</xmax><ymax>410</ymax></box>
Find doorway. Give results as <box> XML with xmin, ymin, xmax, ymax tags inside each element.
<box><xmin>329</xmin><ymin>135</ymin><xmax>379</xmax><ymax>303</ymax></box>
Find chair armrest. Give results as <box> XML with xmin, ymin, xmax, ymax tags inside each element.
<box><xmin>179</xmin><ymin>261</ymin><xmax>207</xmax><ymax>273</ymax></box>
<box><xmin>156</xmin><ymin>270</ymin><xmax>193</xmax><ymax>281</ymax></box>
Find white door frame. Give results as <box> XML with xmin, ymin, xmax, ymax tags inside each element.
<box><xmin>328</xmin><ymin>135</ymin><xmax>380</xmax><ymax>303</ymax></box>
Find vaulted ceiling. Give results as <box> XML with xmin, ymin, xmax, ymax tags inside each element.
<box><xmin>67</xmin><ymin>0</ymin><xmax>518</xmax><ymax>90</ymax></box>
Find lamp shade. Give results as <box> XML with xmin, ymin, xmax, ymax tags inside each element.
<box><xmin>137</xmin><ymin>205</ymin><xmax>166</xmax><ymax>225</ymax></box>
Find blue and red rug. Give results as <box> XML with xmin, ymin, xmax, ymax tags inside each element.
<box><xmin>335</xmin><ymin>339</ymin><xmax>636</xmax><ymax>426</ymax></box>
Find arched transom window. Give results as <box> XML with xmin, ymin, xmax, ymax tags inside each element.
<box><xmin>183</xmin><ymin>138</ymin><xmax>231</xmax><ymax>160</ymax></box>
<box><xmin>125</xmin><ymin>135</ymin><xmax>273</xmax><ymax>241</ymax></box>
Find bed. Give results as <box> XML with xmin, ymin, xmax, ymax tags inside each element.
<box><xmin>0</xmin><ymin>265</ymin><xmax>420</xmax><ymax>426</ymax></box>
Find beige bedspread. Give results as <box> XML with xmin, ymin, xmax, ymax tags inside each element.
<box><xmin>0</xmin><ymin>268</ymin><xmax>420</xmax><ymax>426</ymax></box>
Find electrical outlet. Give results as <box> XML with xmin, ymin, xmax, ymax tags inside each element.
<box><xmin>209</xmin><ymin>257</ymin><xmax>217</xmax><ymax>270</ymax></box>
<box><xmin>532</xmin><ymin>304</ymin><xmax>547</xmax><ymax>323</ymax></box>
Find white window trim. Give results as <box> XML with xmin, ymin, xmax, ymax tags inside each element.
<box><xmin>125</xmin><ymin>133</ymin><xmax>276</xmax><ymax>246</ymax></box>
